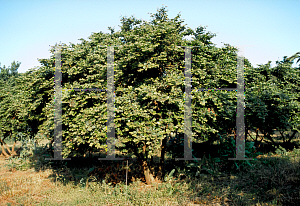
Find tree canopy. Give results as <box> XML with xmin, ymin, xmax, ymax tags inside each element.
<box><xmin>0</xmin><ymin>6</ymin><xmax>299</xmax><ymax>184</ymax></box>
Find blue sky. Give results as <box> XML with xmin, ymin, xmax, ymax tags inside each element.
<box><xmin>1</xmin><ymin>0</ymin><xmax>299</xmax><ymax>73</ymax></box>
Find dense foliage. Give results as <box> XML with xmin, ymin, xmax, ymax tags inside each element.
<box><xmin>244</xmin><ymin>54</ymin><xmax>300</xmax><ymax>145</ymax></box>
<box><xmin>0</xmin><ymin>7</ymin><xmax>299</xmax><ymax>183</ymax></box>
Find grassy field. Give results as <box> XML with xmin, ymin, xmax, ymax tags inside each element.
<box><xmin>0</xmin><ymin>134</ymin><xmax>300</xmax><ymax>206</ymax></box>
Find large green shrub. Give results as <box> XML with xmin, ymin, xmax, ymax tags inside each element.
<box><xmin>29</xmin><ymin>7</ymin><xmax>244</xmax><ymax>183</ymax></box>
<box><xmin>1</xmin><ymin>6</ymin><xmax>299</xmax><ymax>184</ymax></box>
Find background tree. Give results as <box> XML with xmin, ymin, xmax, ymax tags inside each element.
<box><xmin>244</xmin><ymin>53</ymin><xmax>300</xmax><ymax>149</ymax></box>
<box><xmin>0</xmin><ymin>60</ymin><xmax>20</xmax><ymax>82</ymax></box>
<box><xmin>0</xmin><ymin>61</ymin><xmax>24</xmax><ymax>157</ymax></box>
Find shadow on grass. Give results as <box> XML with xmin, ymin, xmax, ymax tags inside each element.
<box><xmin>3</xmin><ymin>137</ymin><xmax>300</xmax><ymax>205</ymax></box>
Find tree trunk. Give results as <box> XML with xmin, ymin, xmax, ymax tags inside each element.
<box><xmin>10</xmin><ymin>140</ymin><xmax>18</xmax><ymax>156</ymax></box>
<box><xmin>0</xmin><ymin>143</ymin><xmax>10</xmax><ymax>158</ymax></box>
<box><xmin>0</xmin><ymin>139</ymin><xmax>18</xmax><ymax>157</ymax></box>
<box><xmin>287</xmin><ymin>130</ymin><xmax>298</xmax><ymax>143</ymax></box>
<box><xmin>142</xmin><ymin>159</ymin><xmax>156</xmax><ymax>185</ymax></box>
<box><xmin>135</xmin><ymin>144</ymin><xmax>160</xmax><ymax>185</ymax></box>
<box><xmin>11</xmin><ymin>141</ymin><xmax>16</xmax><ymax>154</ymax></box>
<box><xmin>4</xmin><ymin>131</ymin><xmax>17</xmax><ymax>155</ymax></box>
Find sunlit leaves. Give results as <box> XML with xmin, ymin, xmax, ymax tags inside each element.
<box><xmin>1</xmin><ymin>6</ymin><xmax>298</xmax><ymax>162</ymax></box>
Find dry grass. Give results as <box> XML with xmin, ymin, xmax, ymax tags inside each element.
<box><xmin>0</xmin><ymin>157</ymin><xmax>55</xmax><ymax>205</ymax></box>
<box><xmin>0</xmin><ymin>155</ymin><xmax>194</xmax><ymax>205</ymax></box>
<box><xmin>0</xmin><ymin>135</ymin><xmax>300</xmax><ymax>206</ymax></box>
